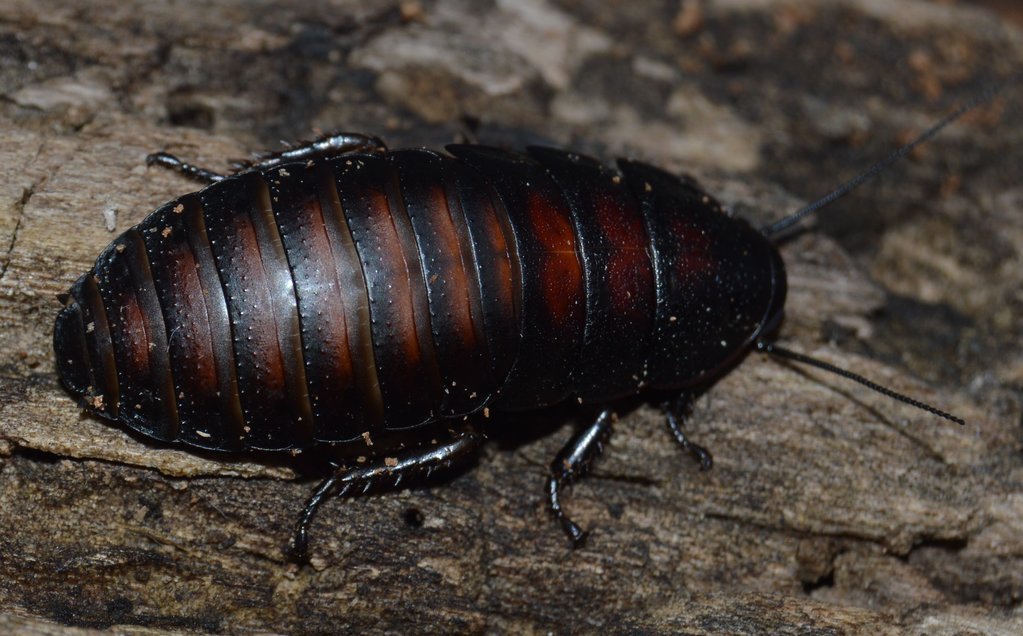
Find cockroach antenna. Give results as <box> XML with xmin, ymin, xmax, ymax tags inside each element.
<box><xmin>756</xmin><ymin>341</ymin><xmax>965</xmax><ymax>425</ymax></box>
<box><xmin>59</xmin><ymin>67</ymin><xmax>1018</xmax><ymax>556</ymax></box>
<box><xmin>755</xmin><ymin>76</ymin><xmax>1021</xmax><ymax>425</ymax></box>
<box><xmin>761</xmin><ymin>76</ymin><xmax>1017</xmax><ymax>238</ymax></box>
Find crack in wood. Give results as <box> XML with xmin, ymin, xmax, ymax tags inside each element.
<box><xmin>0</xmin><ymin>183</ymin><xmax>34</xmax><ymax>284</ymax></box>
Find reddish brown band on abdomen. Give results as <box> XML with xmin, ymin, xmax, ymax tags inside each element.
<box><xmin>58</xmin><ymin>144</ymin><xmax>779</xmax><ymax>451</ymax></box>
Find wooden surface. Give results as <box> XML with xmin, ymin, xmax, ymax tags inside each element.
<box><xmin>1</xmin><ymin>0</ymin><xmax>1021</xmax><ymax>633</ymax></box>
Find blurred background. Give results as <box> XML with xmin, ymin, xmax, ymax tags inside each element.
<box><xmin>0</xmin><ymin>1</ymin><xmax>1021</xmax><ymax>633</ymax></box>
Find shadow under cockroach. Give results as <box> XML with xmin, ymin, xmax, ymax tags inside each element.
<box><xmin>53</xmin><ymin>80</ymin><xmax>1006</xmax><ymax>560</ymax></box>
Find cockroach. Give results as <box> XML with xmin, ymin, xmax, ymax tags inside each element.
<box><xmin>53</xmin><ymin>82</ymin><xmax>1003</xmax><ymax>560</ymax></box>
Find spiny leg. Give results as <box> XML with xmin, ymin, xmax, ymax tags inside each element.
<box><xmin>290</xmin><ymin>426</ymin><xmax>480</xmax><ymax>562</ymax></box>
<box><xmin>236</xmin><ymin>131</ymin><xmax>387</xmax><ymax>172</ymax></box>
<box><xmin>546</xmin><ymin>409</ymin><xmax>614</xmax><ymax>548</ymax></box>
<box><xmin>147</xmin><ymin>131</ymin><xmax>388</xmax><ymax>185</ymax></box>
<box><xmin>146</xmin><ymin>151</ymin><xmax>226</xmax><ymax>184</ymax></box>
<box><xmin>664</xmin><ymin>394</ymin><xmax>713</xmax><ymax>470</ymax></box>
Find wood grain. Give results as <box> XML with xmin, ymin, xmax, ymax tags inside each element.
<box><xmin>1</xmin><ymin>0</ymin><xmax>1021</xmax><ymax>633</ymax></box>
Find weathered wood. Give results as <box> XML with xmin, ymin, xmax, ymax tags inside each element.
<box><xmin>1</xmin><ymin>0</ymin><xmax>1021</xmax><ymax>633</ymax></box>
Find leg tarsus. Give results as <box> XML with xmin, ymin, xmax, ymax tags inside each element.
<box><xmin>148</xmin><ymin>131</ymin><xmax>387</xmax><ymax>187</ymax></box>
<box><xmin>291</xmin><ymin>470</ymin><xmax>346</xmax><ymax>563</ymax></box>
<box><xmin>664</xmin><ymin>394</ymin><xmax>713</xmax><ymax>471</ymax></box>
<box><xmin>289</xmin><ymin>426</ymin><xmax>480</xmax><ymax>563</ymax></box>
<box><xmin>546</xmin><ymin>474</ymin><xmax>588</xmax><ymax>547</ymax></box>
<box><xmin>547</xmin><ymin>409</ymin><xmax>614</xmax><ymax>548</ymax></box>
<box><xmin>146</xmin><ymin>151</ymin><xmax>226</xmax><ymax>184</ymax></box>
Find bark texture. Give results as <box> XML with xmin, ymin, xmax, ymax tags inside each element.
<box><xmin>1</xmin><ymin>0</ymin><xmax>1022</xmax><ymax>633</ymax></box>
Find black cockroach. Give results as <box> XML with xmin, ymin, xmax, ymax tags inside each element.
<box><xmin>53</xmin><ymin>82</ymin><xmax>1002</xmax><ymax>560</ymax></box>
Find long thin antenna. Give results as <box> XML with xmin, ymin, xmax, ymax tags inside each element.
<box><xmin>761</xmin><ymin>78</ymin><xmax>1015</xmax><ymax>238</ymax></box>
<box><xmin>756</xmin><ymin>341</ymin><xmax>965</xmax><ymax>425</ymax></box>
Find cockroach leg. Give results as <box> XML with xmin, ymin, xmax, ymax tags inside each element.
<box><xmin>146</xmin><ymin>151</ymin><xmax>226</xmax><ymax>184</ymax></box>
<box><xmin>241</xmin><ymin>131</ymin><xmax>388</xmax><ymax>172</ymax></box>
<box><xmin>546</xmin><ymin>409</ymin><xmax>614</xmax><ymax>548</ymax></box>
<box><xmin>290</xmin><ymin>425</ymin><xmax>481</xmax><ymax>563</ymax></box>
<box><xmin>664</xmin><ymin>394</ymin><xmax>713</xmax><ymax>471</ymax></box>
